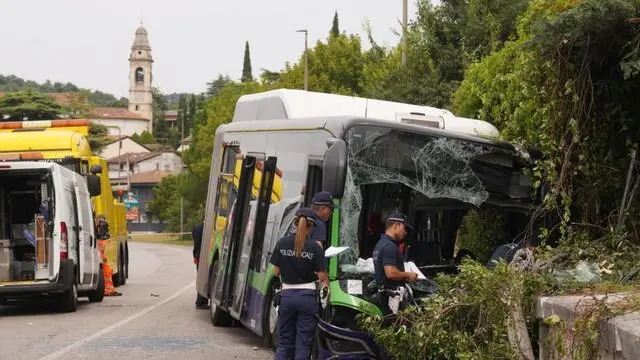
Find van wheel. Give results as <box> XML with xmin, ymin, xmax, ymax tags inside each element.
<box><xmin>88</xmin><ymin>266</ymin><xmax>105</xmax><ymax>303</ymax></box>
<box><xmin>59</xmin><ymin>282</ymin><xmax>78</xmax><ymax>313</ymax></box>
<box><xmin>209</xmin><ymin>260</ymin><xmax>232</xmax><ymax>327</ymax></box>
<box><xmin>263</xmin><ymin>280</ymin><xmax>281</xmax><ymax>350</ymax></box>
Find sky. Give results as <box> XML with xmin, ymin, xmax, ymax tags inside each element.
<box><xmin>0</xmin><ymin>0</ymin><xmax>417</xmax><ymax>99</ymax></box>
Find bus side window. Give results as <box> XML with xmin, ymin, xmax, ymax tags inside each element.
<box><xmin>303</xmin><ymin>161</ymin><xmax>323</xmax><ymax>207</ymax></box>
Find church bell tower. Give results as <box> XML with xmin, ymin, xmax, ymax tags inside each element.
<box><xmin>128</xmin><ymin>24</ymin><xmax>154</xmax><ymax>132</ymax></box>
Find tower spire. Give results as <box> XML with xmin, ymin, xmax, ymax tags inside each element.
<box><xmin>128</xmin><ymin>25</ymin><xmax>154</xmax><ymax>131</ymax></box>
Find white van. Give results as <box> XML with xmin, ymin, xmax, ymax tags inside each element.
<box><xmin>0</xmin><ymin>161</ymin><xmax>103</xmax><ymax>312</ymax></box>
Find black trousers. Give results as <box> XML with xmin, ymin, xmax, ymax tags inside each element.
<box><xmin>195</xmin><ymin>263</ymin><xmax>208</xmax><ymax>305</ymax></box>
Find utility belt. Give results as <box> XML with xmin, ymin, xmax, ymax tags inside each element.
<box><xmin>378</xmin><ymin>285</ymin><xmax>407</xmax><ymax>315</ymax></box>
<box><xmin>272</xmin><ymin>281</ymin><xmax>329</xmax><ymax>311</ymax></box>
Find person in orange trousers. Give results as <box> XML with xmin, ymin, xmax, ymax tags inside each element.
<box><xmin>98</xmin><ymin>238</ymin><xmax>122</xmax><ymax>296</ymax></box>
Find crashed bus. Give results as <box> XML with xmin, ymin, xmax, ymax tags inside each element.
<box><xmin>195</xmin><ymin>89</ymin><xmax>538</xmax><ymax>353</ymax></box>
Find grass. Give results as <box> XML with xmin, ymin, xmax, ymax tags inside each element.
<box><xmin>129</xmin><ymin>233</ymin><xmax>193</xmax><ymax>247</ymax></box>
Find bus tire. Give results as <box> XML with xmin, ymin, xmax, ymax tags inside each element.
<box><xmin>263</xmin><ymin>279</ymin><xmax>281</xmax><ymax>350</ymax></box>
<box><xmin>209</xmin><ymin>259</ymin><xmax>232</xmax><ymax>327</ymax></box>
<box><xmin>119</xmin><ymin>247</ymin><xmax>127</xmax><ymax>286</ymax></box>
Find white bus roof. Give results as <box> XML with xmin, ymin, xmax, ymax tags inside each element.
<box><xmin>232</xmin><ymin>89</ymin><xmax>499</xmax><ymax>138</ymax></box>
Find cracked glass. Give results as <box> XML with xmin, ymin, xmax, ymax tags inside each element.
<box><xmin>338</xmin><ymin>125</ymin><xmax>493</xmax><ymax>268</ymax></box>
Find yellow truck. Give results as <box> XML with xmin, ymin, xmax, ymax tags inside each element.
<box><xmin>0</xmin><ymin>119</ymin><xmax>129</xmax><ymax>287</ymax></box>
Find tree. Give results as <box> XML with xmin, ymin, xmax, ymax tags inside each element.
<box><xmin>188</xmin><ymin>94</ymin><xmax>197</xmax><ymax>135</ymax></box>
<box><xmin>66</xmin><ymin>90</ymin><xmax>94</xmax><ymax>118</ymax></box>
<box><xmin>177</xmin><ymin>94</ymin><xmax>187</xmax><ymax>137</ymax></box>
<box><xmin>331</xmin><ymin>11</ymin><xmax>340</xmax><ymax>36</ymax></box>
<box><xmin>241</xmin><ymin>41</ymin><xmax>253</xmax><ymax>83</ymax></box>
<box><xmin>278</xmin><ymin>33</ymin><xmax>366</xmax><ymax>95</ymax></box>
<box><xmin>260</xmin><ymin>69</ymin><xmax>281</xmax><ymax>85</ymax></box>
<box><xmin>0</xmin><ymin>90</ymin><xmax>65</xmax><ymax>121</ymax></box>
<box><xmin>206</xmin><ymin>74</ymin><xmax>233</xmax><ymax>97</ymax></box>
<box><xmin>131</xmin><ymin>131</ymin><xmax>156</xmax><ymax>144</ymax></box>
<box><xmin>152</xmin><ymin>87</ymin><xmax>169</xmax><ymax>143</ymax></box>
<box><xmin>88</xmin><ymin>122</ymin><xmax>110</xmax><ymax>154</ymax></box>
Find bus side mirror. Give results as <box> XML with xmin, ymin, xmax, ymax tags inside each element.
<box><xmin>323</xmin><ymin>138</ymin><xmax>347</xmax><ymax>199</ymax></box>
<box><xmin>87</xmin><ymin>175</ymin><xmax>102</xmax><ymax>197</ymax></box>
<box><xmin>90</xmin><ymin>164</ymin><xmax>103</xmax><ymax>175</ymax></box>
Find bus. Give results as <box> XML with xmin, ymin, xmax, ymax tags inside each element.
<box><xmin>195</xmin><ymin>89</ymin><xmax>537</xmax><ymax>349</ymax></box>
<box><xmin>0</xmin><ymin>120</ymin><xmax>130</xmax><ymax>287</ymax></box>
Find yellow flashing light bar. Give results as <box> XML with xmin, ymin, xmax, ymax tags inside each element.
<box><xmin>0</xmin><ymin>119</ymin><xmax>90</xmax><ymax>136</ymax></box>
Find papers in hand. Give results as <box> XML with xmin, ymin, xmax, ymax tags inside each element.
<box><xmin>325</xmin><ymin>246</ymin><xmax>350</xmax><ymax>258</ymax></box>
<box><xmin>404</xmin><ymin>261</ymin><xmax>427</xmax><ymax>280</ymax></box>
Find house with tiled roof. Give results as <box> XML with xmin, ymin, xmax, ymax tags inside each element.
<box><xmin>107</xmin><ymin>150</ymin><xmax>184</xmax><ymax>231</ymax></box>
<box><xmin>89</xmin><ymin>107</ymin><xmax>151</xmax><ymax>137</ymax></box>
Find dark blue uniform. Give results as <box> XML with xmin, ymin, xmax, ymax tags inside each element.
<box><xmin>373</xmin><ymin>233</ymin><xmax>406</xmax><ymax>316</ymax></box>
<box><xmin>270</xmin><ymin>223</ymin><xmax>327</xmax><ymax>360</ymax></box>
<box><xmin>191</xmin><ymin>223</ymin><xmax>208</xmax><ymax>308</ymax></box>
<box><xmin>373</xmin><ymin>234</ymin><xmax>405</xmax><ymax>290</ymax></box>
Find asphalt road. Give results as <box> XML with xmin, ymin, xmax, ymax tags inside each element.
<box><xmin>0</xmin><ymin>242</ymin><xmax>273</xmax><ymax>360</ymax></box>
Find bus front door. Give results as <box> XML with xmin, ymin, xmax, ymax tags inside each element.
<box><xmin>211</xmin><ymin>155</ymin><xmax>256</xmax><ymax>313</ymax></box>
<box><xmin>229</xmin><ymin>157</ymin><xmax>277</xmax><ymax>320</ymax></box>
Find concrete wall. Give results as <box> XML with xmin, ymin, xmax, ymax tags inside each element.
<box><xmin>536</xmin><ymin>293</ymin><xmax>640</xmax><ymax>360</ymax></box>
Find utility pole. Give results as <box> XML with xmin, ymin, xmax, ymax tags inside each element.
<box><xmin>402</xmin><ymin>0</ymin><xmax>408</xmax><ymax>68</ymax></box>
<box><xmin>297</xmin><ymin>29</ymin><xmax>308</xmax><ymax>91</ymax></box>
<box><xmin>180</xmin><ymin>108</ymin><xmax>185</xmax><ymax>239</ymax></box>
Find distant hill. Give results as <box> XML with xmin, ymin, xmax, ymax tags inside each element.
<box><xmin>0</xmin><ymin>74</ymin><xmax>128</xmax><ymax>107</ymax></box>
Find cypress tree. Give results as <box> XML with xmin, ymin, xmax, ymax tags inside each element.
<box><xmin>331</xmin><ymin>11</ymin><xmax>340</xmax><ymax>36</ymax></box>
<box><xmin>241</xmin><ymin>41</ymin><xmax>253</xmax><ymax>83</ymax></box>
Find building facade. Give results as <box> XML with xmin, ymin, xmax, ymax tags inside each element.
<box><xmin>128</xmin><ymin>25</ymin><xmax>154</xmax><ymax>131</ymax></box>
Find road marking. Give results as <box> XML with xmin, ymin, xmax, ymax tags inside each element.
<box><xmin>39</xmin><ymin>281</ymin><xmax>196</xmax><ymax>360</ymax></box>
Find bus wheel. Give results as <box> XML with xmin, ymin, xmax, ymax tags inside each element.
<box><xmin>263</xmin><ymin>280</ymin><xmax>280</xmax><ymax>349</ymax></box>
<box><xmin>209</xmin><ymin>260</ymin><xmax>232</xmax><ymax>327</ymax></box>
<box><xmin>120</xmin><ymin>250</ymin><xmax>129</xmax><ymax>285</ymax></box>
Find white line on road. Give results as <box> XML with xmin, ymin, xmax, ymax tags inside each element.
<box><xmin>39</xmin><ymin>281</ymin><xmax>196</xmax><ymax>360</ymax></box>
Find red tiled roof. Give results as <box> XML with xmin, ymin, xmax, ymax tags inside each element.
<box><xmin>129</xmin><ymin>170</ymin><xmax>175</xmax><ymax>185</ymax></box>
<box><xmin>90</xmin><ymin>107</ymin><xmax>148</xmax><ymax>121</ymax></box>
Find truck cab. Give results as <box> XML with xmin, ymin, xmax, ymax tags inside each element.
<box><xmin>0</xmin><ymin>161</ymin><xmax>104</xmax><ymax>312</ymax></box>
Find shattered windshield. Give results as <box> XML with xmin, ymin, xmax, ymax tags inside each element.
<box><xmin>339</xmin><ymin>125</ymin><xmax>497</xmax><ymax>265</ymax></box>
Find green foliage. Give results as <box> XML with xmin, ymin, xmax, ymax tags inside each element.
<box><xmin>331</xmin><ymin>11</ymin><xmax>340</xmax><ymax>36</ymax></box>
<box><xmin>0</xmin><ymin>74</ymin><xmax>121</xmax><ymax>107</ymax></box>
<box><xmin>0</xmin><ymin>90</ymin><xmax>65</xmax><ymax>121</ymax></box>
<box><xmin>457</xmin><ymin>209</ymin><xmax>507</xmax><ymax>264</ymax></box>
<box><xmin>454</xmin><ymin>0</ymin><xmax>640</xmax><ymax>252</ymax></box>
<box><xmin>279</xmin><ymin>33</ymin><xmax>365</xmax><ymax>95</ymax></box>
<box><xmin>131</xmin><ymin>131</ymin><xmax>156</xmax><ymax>145</ymax></box>
<box><xmin>360</xmin><ymin>261</ymin><xmax>534</xmax><ymax>360</ymax></box>
<box><xmin>66</xmin><ymin>90</ymin><xmax>95</xmax><ymax>118</ymax></box>
<box><xmin>152</xmin><ymin>87</ymin><xmax>170</xmax><ymax>144</ymax></box>
<box><xmin>242</xmin><ymin>41</ymin><xmax>253</xmax><ymax>83</ymax></box>
<box><xmin>206</xmin><ymin>74</ymin><xmax>233</xmax><ymax>97</ymax></box>
<box><xmin>88</xmin><ymin>122</ymin><xmax>110</xmax><ymax>154</ymax></box>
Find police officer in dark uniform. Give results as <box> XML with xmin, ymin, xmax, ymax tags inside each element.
<box><xmin>373</xmin><ymin>212</ymin><xmax>419</xmax><ymax>316</ymax></box>
<box><xmin>192</xmin><ymin>221</ymin><xmax>209</xmax><ymax>309</ymax></box>
<box><xmin>270</xmin><ymin>207</ymin><xmax>329</xmax><ymax>360</ymax></box>
<box><xmin>309</xmin><ymin>191</ymin><xmax>334</xmax><ymax>249</ymax></box>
